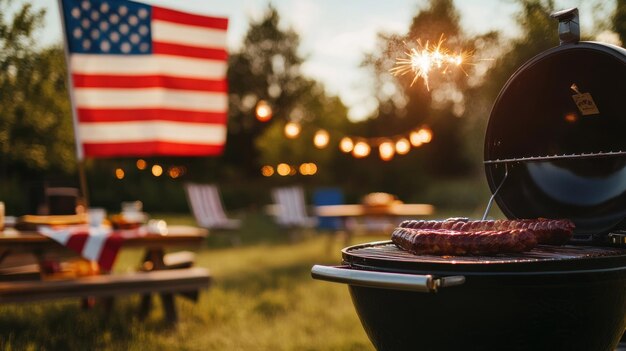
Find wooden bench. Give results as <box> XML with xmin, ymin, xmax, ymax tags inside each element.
<box><xmin>0</xmin><ymin>267</ymin><xmax>211</xmax><ymax>323</ymax></box>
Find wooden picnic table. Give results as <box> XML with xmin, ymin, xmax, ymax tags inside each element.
<box><xmin>0</xmin><ymin>225</ymin><xmax>210</xmax><ymax>323</ymax></box>
<box><xmin>0</xmin><ymin>225</ymin><xmax>207</xmax><ymax>271</ymax></box>
<box><xmin>314</xmin><ymin>203</ymin><xmax>434</xmax><ymax>242</ymax></box>
<box><xmin>315</xmin><ymin>203</ymin><xmax>434</xmax><ymax>217</ymax></box>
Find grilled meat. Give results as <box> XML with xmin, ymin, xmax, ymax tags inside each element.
<box><xmin>391</xmin><ymin>227</ymin><xmax>537</xmax><ymax>256</ymax></box>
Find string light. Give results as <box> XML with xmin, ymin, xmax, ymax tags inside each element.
<box><xmin>417</xmin><ymin>127</ymin><xmax>433</xmax><ymax>143</ymax></box>
<box><xmin>409</xmin><ymin>126</ymin><xmax>432</xmax><ymax>146</ymax></box>
<box><xmin>340</xmin><ymin>125</ymin><xmax>432</xmax><ymax>160</ymax></box>
<box><xmin>168</xmin><ymin>167</ymin><xmax>182</xmax><ymax>179</ymax></box>
<box><xmin>352</xmin><ymin>141</ymin><xmax>371</xmax><ymax>158</ymax></box>
<box><xmin>313</xmin><ymin>129</ymin><xmax>330</xmax><ymax>148</ymax></box>
<box><xmin>379</xmin><ymin>141</ymin><xmax>395</xmax><ymax>161</ymax></box>
<box><xmin>136</xmin><ymin>159</ymin><xmax>147</xmax><ymax>170</ymax></box>
<box><xmin>115</xmin><ymin>168</ymin><xmax>125</xmax><ymax>179</ymax></box>
<box><xmin>299</xmin><ymin>163</ymin><xmax>318</xmax><ymax>175</ymax></box>
<box><xmin>255</xmin><ymin>100</ymin><xmax>272</xmax><ymax>122</ymax></box>
<box><xmin>410</xmin><ymin>131</ymin><xmax>423</xmax><ymax>147</ymax></box>
<box><xmin>395</xmin><ymin>138</ymin><xmax>411</xmax><ymax>155</ymax></box>
<box><xmin>260</xmin><ymin>163</ymin><xmax>319</xmax><ymax>177</ymax></box>
<box><xmin>339</xmin><ymin>137</ymin><xmax>354</xmax><ymax>153</ymax></box>
<box><xmin>261</xmin><ymin>165</ymin><xmax>274</xmax><ymax>177</ymax></box>
<box><xmin>112</xmin><ymin>164</ymin><xmax>187</xmax><ymax>180</ymax></box>
<box><xmin>284</xmin><ymin>122</ymin><xmax>301</xmax><ymax>138</ymax></box>
<box><xmin>275</xmin><ymin>115</ymin><xmax>433</xmax><ymax>161</ymax></box>
<box><xmin>151</xmin><ymin>164</ymin><xmax>163</xmax><ymax>177</ymax></box>
<box><xmin>277</xmin><ymin>163</ymin><xmax>291</xmax><ymax>176</ymax></box>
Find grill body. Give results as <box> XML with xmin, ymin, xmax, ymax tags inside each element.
<box><xmin>349</xmin><ymin>272</ymin><xmax>626</xmax><ymax>350</ymax></box>
<box><xmin>342</xmin><ymin>242</ymin><xmax>626</xmax><ymax>351</ymax></box>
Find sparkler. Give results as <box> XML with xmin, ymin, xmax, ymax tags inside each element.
<box><xmin>390</xmin><ymin>34</ymin><xmax>474</xmax><ymax>91</ymax></box>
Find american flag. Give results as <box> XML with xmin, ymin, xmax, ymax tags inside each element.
<box><xmin>60</xmin><ymin>0</ymin><xmax>229</xmax><ymax>158</ymax></box>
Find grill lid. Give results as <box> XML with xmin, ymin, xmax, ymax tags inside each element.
<box><xmin>343</xmin><ymin>241</ymin><xmax>626</xmax><ymax>274</ymax></box>
<box><xmin>483</xmin><ymin>9</ymin><xmax>626</xmax><ymax>238</ymax></box>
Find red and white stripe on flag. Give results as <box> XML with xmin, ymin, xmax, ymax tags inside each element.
<box><xmin>61</xmin><ymin>0</ymin><xmax>229</xmax><ymax>157</ymax></box>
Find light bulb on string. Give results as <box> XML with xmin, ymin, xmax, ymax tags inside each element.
<box><xmin>168</xmin><ymin>167</ymin><xmax>182</xmax><ymax>179</ymax></box>
<box><xmin>136</xmin><ymin>159</ymin><xmax>147</xmax><ymax>170</ymax></box>
<box><xmin>410</xmin><ymin>131</ymin><xmax>423</xmax><ymax>147</ymax></box>
<box><xmin>261</xmin><ymin>165</ymin><xmax>274</xmax><ymax>177</ymax></box>
<box><xmin>379</xmin><ymin>141</ymin><xmax>395</xmax><ymax>161</ymax></box>
<box><xmin>352</xmin><ymin>141</ymin><xmax>371</xmax><ymax>158</ymax></box>
<box><xmin>277</xmin><ymin>163</ymin><xmax>291</xmax><ymax>176</ymax></box>
<box><xmin>339</xmin><ymin>137</ymin><xmax>354</xmax><ymax>153</ymax></box>
<box><xmin>255</xmin><ymin>100</ymin><xmax>272</xmax><ymax>122</ymax></box>
<box><xmin>395</xmin><ymin>138</ymin><xmax>411</xmax><ymax>155</ymax></box>
<box><xmin>284</xmin><ymin>122</ymin><xmax>301</xmax><ymax>138</ymax></box>
<box><xmin>151</xmin><ymin>164</ymin><xmax>163</xmax><ymax>177</ymax></box>
<box><xmin>417</xmin><ymin>127</ymin><xmax>433</xmax><ymax>143</ymax></box>
<box><xmin>313</xmin><ymin>129</ymin><xmax>330</xmax><ymax>148</ymax></box>
<box><xmin>299</xmin><ymin>163</ymin><xmax>318</xmax><ymax>175</ymax></box>
<box><xmin>115</xmin><ymin>168</ymin><xmax>125</xmax><ymax>179</ymax></box>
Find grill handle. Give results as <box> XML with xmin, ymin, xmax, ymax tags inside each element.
<box><xmin>311</xmin><ymin>265</ymin><xmax>465</xmax><ymax>293</ymax></box>
<box><xmin>550</xmin><ymin>8</ymin><xmax>579</xmax><ymax>45</ymax></box>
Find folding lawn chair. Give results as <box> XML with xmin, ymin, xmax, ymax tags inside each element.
<box><xmin>184</xmin><ymin>183</ymin><xmax>241</xmax><ymax>245</ymax></box>
<box><xmin>271</xmin><ymin>186</ymin><xmax>317</xmax><ymax>239</ymax></box>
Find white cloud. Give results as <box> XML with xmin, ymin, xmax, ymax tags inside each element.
<box><xmin>288</xmin><ymin>0</ymin><xmax>321</xmax><ymax>34</ymax></box>
<box><xmin>243</xmin><ymin>0</ymin><xmax>266</xmax><ymax>23</ymax></box>
<box><xmin>313</xmin><ymin>29</ymin><xmax>375</xmax><ymax>63</ymax></box>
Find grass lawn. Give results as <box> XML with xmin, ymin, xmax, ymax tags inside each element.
<box><xmin>0</xmin><ymin>212</ymin><xmax>390</xmax><ymax>350</ymax></box>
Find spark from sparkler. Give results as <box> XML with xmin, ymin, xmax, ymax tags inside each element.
<box><xmin>390</xmin><ymin>34</ymin><xmax>476</xmax><ymax>91</ymax></box>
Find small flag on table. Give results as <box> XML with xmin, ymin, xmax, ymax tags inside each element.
<box><xmin>59</xmin><ymin>0</ymin><xmax>229</xmax><ymax>158</ymax></box>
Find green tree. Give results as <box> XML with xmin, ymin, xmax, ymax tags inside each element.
<box><xmin>613</xmin><ymin>0</ymin><xmax>626</xmax><ymax>44</ymax></box>
<box><xmin>0</xmin><ymin>1</ymin><xmax>77</xmax><ymax>213</ymax></box>
<box><xmin>0</xmin><ymin>1</ymin><xmax>75</xmax><ymax>175</ymax></box>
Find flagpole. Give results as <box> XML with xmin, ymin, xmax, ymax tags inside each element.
<box><xmin>57</xmin><ymin>0</ymin><xmax>89</xmax><ymax>207</ymax></box>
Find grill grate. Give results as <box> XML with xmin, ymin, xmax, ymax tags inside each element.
<box><xmin>483</xmin><ymin>150</ymin><xmax>626</xmax><ymax>164</ymax></box>
<box><xmin>344</xmin><ymin>241</ymin><xmax>626</xmax><ymax>265</ymax></box>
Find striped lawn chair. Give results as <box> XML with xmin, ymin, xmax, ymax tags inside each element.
<box><xmin>184</xmin><ymin>183</ymin><xmax>241</xmax><ymax>245</ymax></box>
<box><xmin>271</xmin><ymin>186</ymin><xmax>317</xmax><ymax>235</ymax></box>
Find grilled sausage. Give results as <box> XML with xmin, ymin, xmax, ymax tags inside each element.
<box><xmin>391</xmin><ymin>227</ymin><xmax>537</xmax><ymax>256</ymax></box>
<box><xmin>399</xmin><ymin>218</ymin><xmax>575</xmax><ymax>245</ymax></box>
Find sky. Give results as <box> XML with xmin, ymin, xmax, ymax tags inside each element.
<box><xmin>33</xmin><ymin>0</ymin><xmax>616</xmax><ymax>120</ymax></box>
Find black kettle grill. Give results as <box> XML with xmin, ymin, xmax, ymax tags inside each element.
<box><xmin>312</xmin><ymin>8</ymin><xmax>626</xmax><ymax>351</ymax></box>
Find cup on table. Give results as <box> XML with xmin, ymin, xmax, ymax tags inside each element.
<box><xmin>88</xmin><ymin>208</ymin><xmax>106</xmax><ymax>228</ymax></box>
<box><xmin>147</xmin><ymin>219</ymin><xmax>168</xmax><ymax>235</ymax></box>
